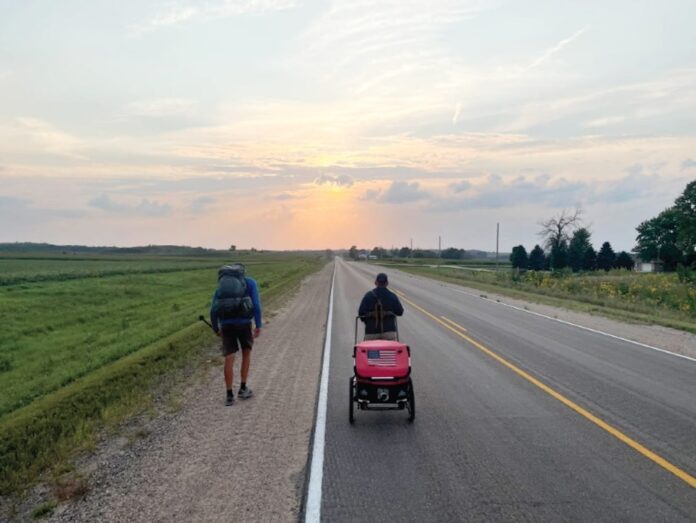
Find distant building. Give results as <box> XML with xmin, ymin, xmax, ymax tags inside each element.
<box><xmin>637</xmin><ymin>260</ymin><xmax>663</xmax><ymax>273</ymax></box>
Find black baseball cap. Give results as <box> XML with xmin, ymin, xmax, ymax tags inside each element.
<box><xmin>375</xmin><ymin>273</ymin><xmax>388</xmax><ymax>284</ymax></box>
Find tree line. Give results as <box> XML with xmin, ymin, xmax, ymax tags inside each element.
<box><xmin>348</xmin><ymin>245</ymin><xmax>488</xmax><ymax>260</ymax></box>
<box><xmin>511</xmin><ymin>180</ymin><xmax>695</xmax><ymax>272</ymax></box>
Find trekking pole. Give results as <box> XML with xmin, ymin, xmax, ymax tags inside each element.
<box><xmin>198</xmin><ymin>315</ymin><xmax>215</xmax><ymax>331</ymax></box>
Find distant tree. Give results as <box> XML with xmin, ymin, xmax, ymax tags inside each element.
<box><xmin>539</xmin><ymin>207</ymin><xmax>583</xmax><ymax>250</ymax></box>
<box><xmin>371</xmin><ymin>246</ymin><xmax>386</xmax><ymax>258</ymax></box>
<box><xmin>510</xmin><ymin>245</ymin><xmax>528</xmax><ymax>269</ymax></box>
<box><xmin>550</xmin><ymin>240</ymin><xmax>569</xmax><ymax>270</ymax></box>
<box><xmin>397</xmin><ymin>246</ymin><xmax>411</xmax><ymax>258</ymax></box>
<box><xmin>528</xmin><ymin>245</ymin><xmax>546</xmax><ymax>271</ymax></box>
<box><xmin>568</xmin><ymin>228</ymin><xmax>592</xmax><ymax>272</ymax></box>
<box><xmin>582</xmin><ymin>246</ymin><xmax>597</xmax><ymax>271</ymax></box>
<box><xmin>615</xmin><ymin>251</ymin><xmax>635</xmax><ymax>270</ymax></box>
<box><xmin>596</xmin><ymin>242</ymin><xmax>616</xmax><ymax>271</ymax></box>
<box><xmin>413</xmin><ymin>249</ymin><xmax>437</xmax><ymax>258</ymax></box>
<box><xmin>230</xmin><ymin>244</ymin><xmax>237</xmax><ymax>251</ymax></box>
<box><xmin>674</xmin><ymin>180</ymin><xmax>696</xmax><ymax>258</ymax></box>
<box><xmin>348</xmin><ymin>245</ymin><xmax>358</xmax><ymax>260</ymax></box>
<box><xmin>441</xmin><ymin>247</ymin><xmax>464</xmax><ymax>260</ymax></box>
<box><xmin>635</xmin><ymin>207</ymin><xmax>682</xmax><ymax>270</ymax></box>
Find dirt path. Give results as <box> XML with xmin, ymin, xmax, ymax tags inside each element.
<box><xmin>48</xmin><ymin>263</ymin><xmax>332</xmax><ymax>523</ymax></box>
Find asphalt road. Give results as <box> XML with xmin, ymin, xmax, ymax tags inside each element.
<box><xmin>317</xmin><ymin>258</ymin><xmax>696</xmax><ymax>522</ymax></box>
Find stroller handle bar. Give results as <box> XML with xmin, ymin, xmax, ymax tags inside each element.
<box><xmin>354</xmin><ymin>312</ymin><xmax>399</xmax><ymax>344</ymax></box>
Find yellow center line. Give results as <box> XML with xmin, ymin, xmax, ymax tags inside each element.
<box><xmin>394</xmin><ymin>290</ymin><xmax>696</xmax><ymax>489</ymax></box>
<box><xmin>440</xmin><ymin>316</ymin><xmax>467</xmax><ymax>332</ymax></box>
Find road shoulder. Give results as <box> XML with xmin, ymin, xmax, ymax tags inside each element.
<box><xmin>42</xmin><ymin>263</ymin><xmax>332</xmax><ymax>522</ymax></box>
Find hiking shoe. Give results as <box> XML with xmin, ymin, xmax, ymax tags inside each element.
<box><xmin>225</xmin><ymin>393</ymin><xmax>235</xmax><ymax>406</ymax></box>
<box><xmin>238</xmin><ymin>387</ymin><xmax>253</xmax><ymax>399</ymax></box>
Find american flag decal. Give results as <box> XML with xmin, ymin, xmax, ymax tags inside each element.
<box><xmin>367</xmin><ymin>350</ymin><xmax>397</xmax><ymax>366</ymax></box>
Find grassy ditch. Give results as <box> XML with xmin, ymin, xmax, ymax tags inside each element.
<box><xmin>0</xmin><ymin>254</ymin><xmax>325</xmax><ymax>494</ymax></box>
<box><xmin>395</xmin><ymin>265</ymin><xmax>696</xmax><ymax>334</ymax></box>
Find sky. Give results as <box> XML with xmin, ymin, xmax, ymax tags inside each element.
<box><xmin>0</xmin><ymin>0</ymin><xmax>695</xmax><ymax>252</ymax></box>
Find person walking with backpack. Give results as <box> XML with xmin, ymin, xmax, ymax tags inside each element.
<box><xmin>358</xmin><ymin>272</ymin><xmax>404</xmax><ymax>340</ymax></box>
<box><xmin>210</xmin><ymin>264</ymin><xmax>262</xmax><ymax>406</ymax></box>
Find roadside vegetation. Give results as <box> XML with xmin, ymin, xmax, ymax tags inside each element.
<box><xmin>395</xmin><ymin>264</ymin><xmax>696</xmax><ymax>332</ymax></box>
<box><xmin>0</xmin><ymin>251</ymin><xmax>325</xmax><ymax>495</ymax></box>
<box><xmin>371</xmin><ymin>181</ymin><xmax>696</xmax><ymax>333</ymax></box>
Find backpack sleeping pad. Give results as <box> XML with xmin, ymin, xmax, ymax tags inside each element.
<box><xmin>214</xmin><ymin>265</ymin><xmax>254</xmax><ymax>320</ymax></box>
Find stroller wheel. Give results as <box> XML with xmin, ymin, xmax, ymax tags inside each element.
<box><xmin>349</xmin><ymin>377</ymin><xmax>355</xmax><ymax>424</ymax></box>
<box><xmin>406</xmin><ymin>381</ymin><xmax>415</xmax><ymax>422</ymax></box>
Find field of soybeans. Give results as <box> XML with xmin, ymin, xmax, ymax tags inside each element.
<box><xmin>0</xmin><ymin>251</ymin><xmax>325</xmax><ymax>493</ymax></box>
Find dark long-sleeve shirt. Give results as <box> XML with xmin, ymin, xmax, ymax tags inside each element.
<box><xmin>210</xmin><ymin>277</ymin><xmax>262</xmax><ymax>332</ymax></box>
<box><xmin>358</xmin><ymin>286</ymin><xmax>404</xmax><ymax>334</ymax></box>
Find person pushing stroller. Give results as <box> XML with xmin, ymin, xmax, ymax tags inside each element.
<box><xmin>358</xmin><ymin>272</ymin><xmax>404</xmax><ymax>340</ymax></box>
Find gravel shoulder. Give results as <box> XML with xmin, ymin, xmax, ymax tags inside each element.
<box><xmin>42</xmin><ymin>263</ymin><xmax>332</xmax><ymax>522</ymax></box>
<box><xmin>400</xmin><ymin>268</ymin><xmax>696</xmax><ymax>359</ymax></box>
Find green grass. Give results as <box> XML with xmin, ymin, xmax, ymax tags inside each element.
<box><xmin>0</xmin><ymin>253</ymin><xmax>325</xmax><ymax>494</ymax></box>
<box><xmin>394</xmin><ymin>265</ymin><xmax>696</xmax><ymax>334</ymax></box>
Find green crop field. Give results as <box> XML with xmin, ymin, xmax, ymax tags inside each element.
<box><xmin>0</xmin><ymin>252</ymin><xmax>325</xmax><ymax>493</ymax></box>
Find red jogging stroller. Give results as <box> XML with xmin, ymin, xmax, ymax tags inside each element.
<box><xmin>349</xmin><ymin>313</ymin><xmax>415</xmax><ymax>423</ymax></box>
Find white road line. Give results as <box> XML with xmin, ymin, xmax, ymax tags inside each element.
<box><xmin>304</xmin><ymin>264</ymin><xmax>336</xmax><ymax>523</ymax></box>
<box><xmin>444</xmin><ymin>285</ymin><xmax>696</xmax><ymax>363</ymax></box>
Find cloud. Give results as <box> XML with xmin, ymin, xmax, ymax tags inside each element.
<box><xmin>0</xmin><ymin>195</ymin><xmax>30</xmax><ymax>210</ymax></box>
<box><xmin>682</xmin><ymin>158</ymin><xmax>696</xmax><ymax>170</ymax></box>
<box><xmin>452</xmin><ymin>102</ymin><xmax>463</xmax><ymax>125</ymax></box>
<box><xmin>89</xmin><ymin>194</ymin><xmax>172</xmax><ymax>217</ymax></box>
<box><xmin>314</xmin><ymin>174</ymin><xmax>354</xmax><ymax>187</ymax></box>
<box><xmin>430</xmin><ymin>174</ymin><xmax>585</xmax><ymax>211</ymax></box>
<box><xmin>525</xmin><ymin>27</ymin><xmax>588</xmax><ymax>71</ymax></box>
<box><xmin>587</xmin><ymin>174</ymin><xmax>659</xmax><ymax>204</ymax></box>
<box><xmin>449</xmin><ymin>180</ymin><xmax>471</xmax><ymax>193</ymax></box>
<box><xmin>134</xmin><ymin>0</ymin><xmax>300</xmax><ymax>32</ymax></box>
<box><xmin>126</xmin><ymin>98</ymin><xmax>199</xmax><ymax>117</ymax></box>
<box><xmin>360</xmin><ymin>188</ymin><xmax>381</xmax><ymax>201</ymax></box>
<box><xmin>12</xmin><ymin>117</ymin><xmax>85</xmax><ymax>159</ymax></box>
<box><xmin>189</xmin><ymin>196</ymin><xmax>215</xmax><ymax>214</ymax></box>
<box><xmin>380</xmin><ymin>181</ymin><xmax>429</xmax><ymax>204</ymax></box>
<box><xmin>585</xmin><ymin>116</ymin><xmax>626</xmax><ymax>128</ymax></box>
<box><xmin>273</xmin><ymin>192</ymin><xmax>301</xmax><ymax>200</ymax></box>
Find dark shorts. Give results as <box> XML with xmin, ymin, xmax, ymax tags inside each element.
<box><xmin>221</xmin><ymin>324</ymin><xmax>254</xmax><ymax>356</ymax></box>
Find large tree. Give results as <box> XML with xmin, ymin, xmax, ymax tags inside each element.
<box><xmin>634</xmin><ymin>181</ymin><xmax>696</xmax><ymax>269</ymax></box>
<box><xmin>635</xmin><ymin>208</ymin><xmax>683</xmax><ymax>270</ymax></box>
<box><xmin>528</xmin><ymin>245</ymin><xmax>546</xmax><ymax>271</ymax></box>
<box><xmin>510</xmin><ymin>245</ymin><xmax>528</xmax><ymax>269</ymax></box>
<box><xmin>397</xmin><ymin>246</ymin><xmax>411</xmax><ymax>258</ymax></box>
<box><xmin>348</xmin><ymin>245</ymin><xmax>358</xmax><ymax>260</ymax></box>
<box><xmin>568</xmin><ymin>228</ymin><xmax>592</xmax><ymax>272</ymax></box>
<box><xmin>674</xmin><ymin>180</ymin><xmax>696</xmax><ymax>260</ymax></box>
<box><xmin>596</xmin><ymin>241</ymin><xmax>616</xmax><ymax>271</ymax></box>
<box><xmin>539</xmin><ymin>207</ymin><xmax>582</xmax><ymax>271</ymax></box>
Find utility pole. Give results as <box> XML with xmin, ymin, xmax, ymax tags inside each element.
<box><xmin>495</xmin><ymin>222</ymin><xmax>500</xmax><ymax>271</ymax></box>
<box><xmin>438</xmin><ymin>235</ymin><xmax>441</xmax><ymax>258</ymax></box>
<box><xmin>410</xmin><ymin>238</ymin><xmax>413</xmax><ymax>259</ymax></box>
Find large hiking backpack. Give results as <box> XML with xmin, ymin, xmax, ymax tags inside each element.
<box><xmin>214</xmin><ymin>264</ymin><xmax>254</xmax><ymax>320</ymax></box>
